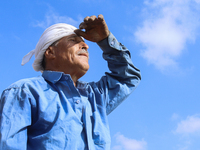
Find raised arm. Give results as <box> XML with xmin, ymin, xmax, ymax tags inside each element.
<box><xmin>75</xmin><ymin>14</ymin><xmax>141</xmax><ymax>115</ymax></box>
<box><xmin>96</xmin><ymin>32</ymin><xmax>141</xmax><ymax>114</ymax></box>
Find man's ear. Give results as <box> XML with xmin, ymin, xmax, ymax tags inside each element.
<box><xmin>44</xmin><ymin>47</ymin><xmax>56</xmax><ymax>59</ymax></box>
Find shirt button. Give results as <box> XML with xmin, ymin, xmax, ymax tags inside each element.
<box><xmin>111</xmin><ymin>39</ymin><xmax>115</xmax><ymax>45</ymax></box>
<box><xmin>65</xmin><ymin>76</ymin><xmax>68</xmax><ymax>80</ymax></box>
<box><xmin>76</xmin><ymin>100</ymin><xmax>80</xmax><ymax>104</ymax></box>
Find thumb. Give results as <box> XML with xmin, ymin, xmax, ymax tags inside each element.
<box><xmin>74</xmin><ymin>29</ymin><xmax>87</xmax><ymax>38</ymax></box>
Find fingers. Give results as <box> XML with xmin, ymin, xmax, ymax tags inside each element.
<box><xmin>83</xmin><ymin>15</ymin><xmax>104</xmax><ymax>24</ymax></box>
<box><xmin>76</xmin><ymin>14</ymin><xmax>108</xmax><ymax>42</ymax></box>
<box><xmin>79</xmin><ymin>15</ymin><xmax>101</xmax><ymax>30</ymax></box>
<box><xmin>79</xmin><ymin>22</ymin><xmax>87</xmax><ymax>29</ymax></box>
<box><xmin>84</xmin><ymin>15</ymin><xmax>97</xmax><ymax>22</ymax></box>
<box><xmin>79</xmin><ymin>15</ymin><xmax>97</xmax><ymax>29</ymax></box>
<box><xmin>98</xmin><ymin>14</ymin><xmax>104</xmax><ymax>20</ymax></box>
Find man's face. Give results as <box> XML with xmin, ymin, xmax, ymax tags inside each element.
<box><xmin>52</xmin><ymin>34</ymin><xmax>89</xmax><ymax>77</ymax></box>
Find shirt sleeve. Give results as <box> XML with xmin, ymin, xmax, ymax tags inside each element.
<box><xmin>0</xmin><ymin>86</ymin><xmax>32</xmax><ymax>150</ymax></box>
<box><xmin>95</xmin><ymin>32</ymin><xmax>141</xmax><ymax>115</ymax></box>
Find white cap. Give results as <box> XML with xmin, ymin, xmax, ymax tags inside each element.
<box><xmin>21</xmin><ymin>23</ymin><xmax>78</xmax><ymax>72</ymax></box>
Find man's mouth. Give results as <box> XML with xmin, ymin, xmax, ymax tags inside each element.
<box><xmin>77</xmin><ymin>49</ymin><xmax>89</xmax><ymax>58</ymax></box>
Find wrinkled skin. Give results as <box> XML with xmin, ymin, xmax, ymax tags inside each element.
<box><xmin>45</xmin><ymin>14</ymin><xmax>109</xmax><ymax>86</ymax></box>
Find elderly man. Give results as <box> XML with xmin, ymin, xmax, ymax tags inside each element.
<box><xmin>0</xmin><ymin>15</ymin><xmax>141</xmax><ymax>150</ymax></box>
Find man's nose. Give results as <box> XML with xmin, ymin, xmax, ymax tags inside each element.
<box><xmin>80</xmin><ymin>41</ymin><xmax>89</xmax><ymax>50</ymax></box>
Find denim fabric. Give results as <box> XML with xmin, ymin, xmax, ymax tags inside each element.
<box><xmin>0</xmin><ymin>33</ymin><xmax>141</xmax><ymax>150</ymax></box>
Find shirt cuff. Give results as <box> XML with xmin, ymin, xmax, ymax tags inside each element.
<box><xmin>97</xmin><ymin>32</ymin><xmax>128</xmax><ymax>54</ymax></box>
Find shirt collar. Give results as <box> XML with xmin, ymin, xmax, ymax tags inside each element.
<box><xmin>42</xmin><ymin>70</ymin><xmax>88</xmax><ymax>88</ymax></box>
<box><xmin>76</xmin><ymin>80</ymin><xmax>88</xmax><ymax>89</ymax></box>
<box><xmin>42</xmin><ymin>70</ymin><xmax>66</xmax><ymax>84</ymax></box>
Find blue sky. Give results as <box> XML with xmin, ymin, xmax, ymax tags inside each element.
<box><xmin>1</xmin><ymin>0</ymin><xmax>200</xmax><ymax>149</ymax></box>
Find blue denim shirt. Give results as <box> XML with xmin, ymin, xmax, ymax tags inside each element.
<box><xmin>0</xmin><ymin>33</ymin><xmax>141</xmax><ymax>150</ymax></box>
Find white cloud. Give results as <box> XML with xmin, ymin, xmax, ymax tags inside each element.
<box><xmin>171</xmin><ymin>113</ymin><xmax>180</xmax><ymax>121</ymax></box>
<box><xmin>112</xmin><ymin>133</ymin><xmax>147</xmax><ymax>150</ymax></box>
<box><xmin>177</xmin><ymin>141</ymin><xmax>191</xmax><ymax>150</ymax></box>
<box><xmin>175</xmin><ymin>115</ymin><xmax>200</xmax><ymax>134</ymax></box>
<box><xmin>194</xmin><ymin>0</ymin><xmax>200</xmax><ymax>3</ymax></box>
<box><xmin>32</xmin><ymin>9</ymin><xmax>83</xmax><ymax>29</ymax></box>
<box><xmin>172</xmin><ymin>114</ymin><xmax>200</xmax><ymax>150</ymax></box>
<box><xmin>135</xmin><ymin>0</ymin><xmax>200</xmax><ymax>71</ymax></box>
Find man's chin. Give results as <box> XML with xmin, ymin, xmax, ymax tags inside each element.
<box><xmin>78</xmin><ymin>66</ymin><xmax>89</xmax><ymax>77</ymax></box>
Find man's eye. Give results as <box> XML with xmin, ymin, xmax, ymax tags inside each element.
<box><xmin>70</xmin><ymin>39</ymin><xmax>75</xmax><ymax>41</ymax></box>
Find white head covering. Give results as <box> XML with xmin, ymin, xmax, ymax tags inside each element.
<box><xmin>21</xmin><ymin>23</ymin><xmax>78</xmax><ymax>72</ymax></box>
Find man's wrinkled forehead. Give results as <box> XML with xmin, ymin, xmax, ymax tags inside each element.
<box><xmin>68</xmin><ymin>34</ymin><xmax>84</xmax><ymax>41</ymax></box>
<box><xmin>52</xmin><ymin>34</ymin><xmax>85</xmax><ymax>47</ymax></box>
<box><xmin>60</xmin><ymin>34</ymin><xmax>85</xmax><ymax>42</ymax></box>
